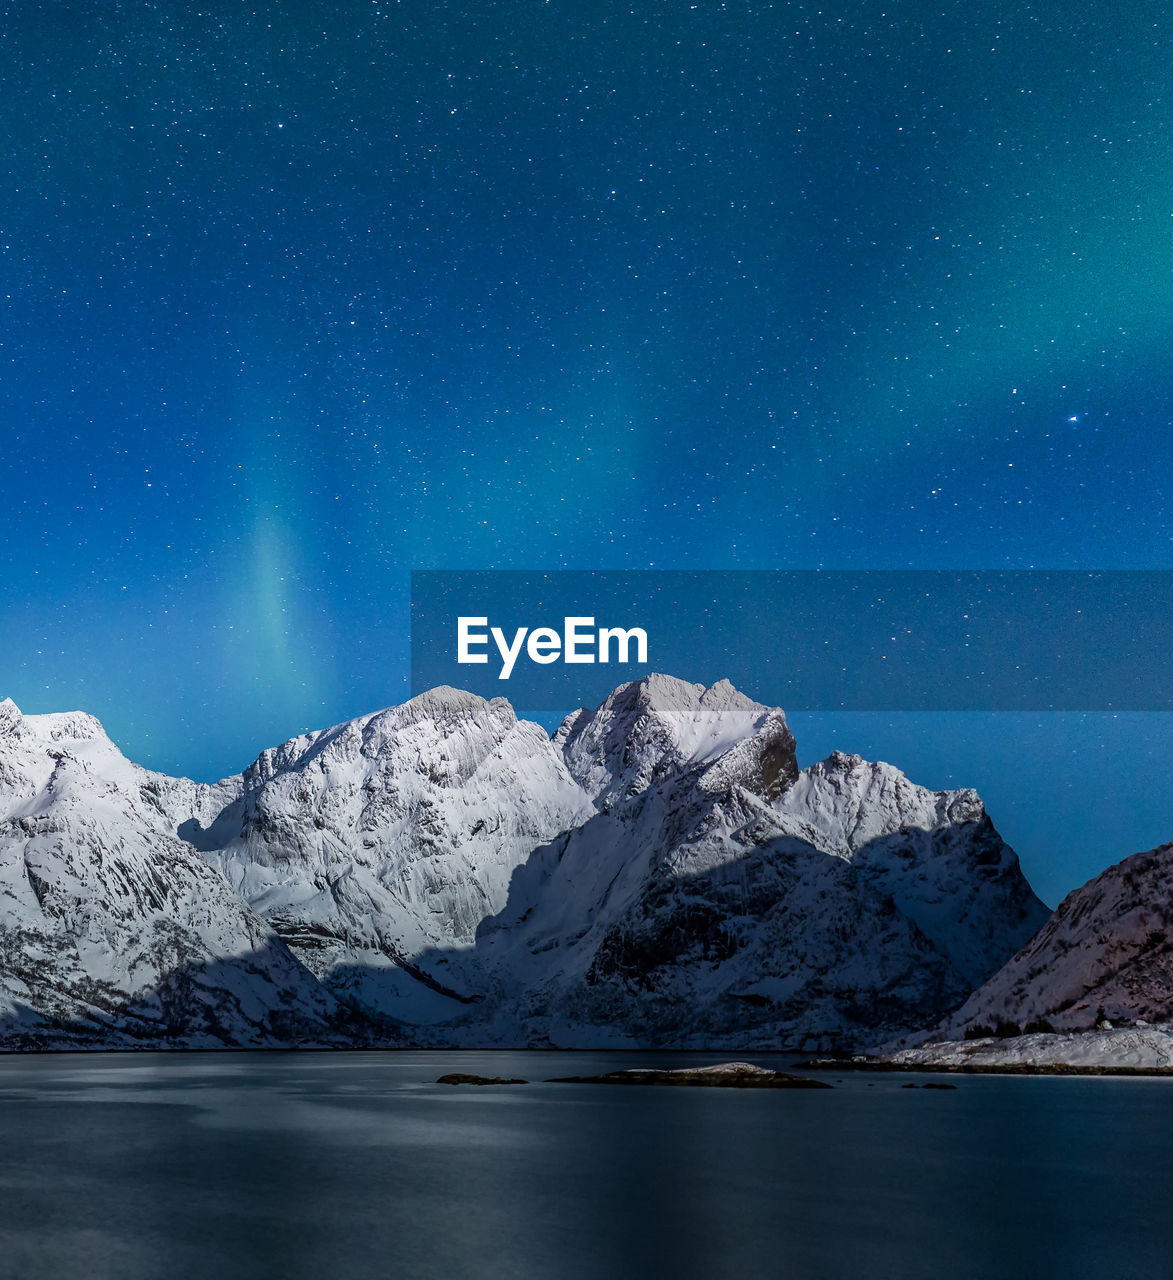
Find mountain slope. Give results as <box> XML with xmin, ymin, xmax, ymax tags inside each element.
<box><xmin>195</xmin><ymin>687</ymin><xmax>593</xmax><ymax>1026</ymax></box>
<box><xmin>930</xmin><ymin>840</ymin><xmax>1173</xmax><ymax>1037</ymax></box>
<box><xmin>778</xmin><ymin>752</ymin><xmax>1046</xmax><ymax>989</ymax></box>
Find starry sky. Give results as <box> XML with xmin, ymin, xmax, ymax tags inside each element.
<box><xmin>1</xmin><ymin>1</ymin><xmax>1170</xmax><ymax>905</ymax></box>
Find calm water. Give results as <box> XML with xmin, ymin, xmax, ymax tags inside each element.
<box><xmin>0</xmin><ymin>1049</ymin><xmax>1168</xmax><ymax>1279</ymax></box>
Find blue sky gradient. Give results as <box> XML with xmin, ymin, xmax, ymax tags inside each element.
<box><xmin>1</xmin><ymin>1</ymin><xmax>1169</xmax><ymax>905</ymax></box>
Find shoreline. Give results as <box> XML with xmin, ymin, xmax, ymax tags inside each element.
<box><xmin>801</xmin><ymin>1057</ymin><xmax>1173</xmax><ymax>1078</ymax></box>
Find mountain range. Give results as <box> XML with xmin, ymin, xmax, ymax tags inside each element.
<box><xmin>0</xmin><ymin>674</ymin><xmax>1129</xmax><ymax>1051</ymax></box>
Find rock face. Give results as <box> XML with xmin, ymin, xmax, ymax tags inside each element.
<box><xmin>0</xmin><ymin>698</ymin><xmax>341</xmax><ymax>1048</ymax></box>
<box><xmin>0</xmin><ymin>679</ymin><xmax>1053</xmax><ymax>1049</ymax></box>
<box><xmin>928</xmin><ymin>841</ymin><xmax>1173</xmax><ymax>1038</ymax></box>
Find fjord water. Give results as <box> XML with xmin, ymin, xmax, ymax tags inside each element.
<box><xmin>0</xmin><ymin>1052</ymin><xmax>1166</xmax><ymax>1279</ymax></box>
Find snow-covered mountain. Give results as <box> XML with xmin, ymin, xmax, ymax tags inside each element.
<box><xmin>0</xmin><ymin>698</ymin><xmax>342</xmax><ymax>1048</ymax></box>
<box><xmin>0</xmin><ymin>678</ymin><xmax>1055</xmax><ymax>1049</ymax></box>
<box><xmin>925</xmin><ymin>840</ymin><xmax>1173</xmax><ymax>1039</ymax></box>
<box><xmin>462</xmin><ymin>677</ymin><xmax>1048</xmax><ymax>1048</ymax></box>
<box><xmin>194</xmin><ymin>687</ymin><xmax>593</xmax><ymax>1027</ymax></box>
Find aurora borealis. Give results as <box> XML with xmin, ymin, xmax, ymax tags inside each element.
<box><xmin>1</xmin><ymin>2</ymin><xmax>1169</xmax><ymax>903</ymax></box>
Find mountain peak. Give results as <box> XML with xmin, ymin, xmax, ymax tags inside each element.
<box><xmin>389</xmin><ymin>685</ymin><xmax>515</xmax><ymax>729</ymax></box>
<box><xmin>790</xmin><ymin>751</ymin><xmax>988</xmax><ymax>841</ymax></box>
<box><xmin>559</xmin><ymin>674</ymin><xmax>795</xmax><ymax>808</ymax></box>
<box><xmin>620</xmin><ymin>672</ymin><xmax>759</xmax><ymax>717</ymax></box>
<box><xmin>22</xmin><ymin>708</ymin><xmax>111</xmax><ymax>745</ymax></box>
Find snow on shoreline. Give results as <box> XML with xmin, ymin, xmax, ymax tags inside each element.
<box><xmin>883</xmin><ymin>1024</ymin><xmax>1173</xmax><ymax>1072</ymax></box>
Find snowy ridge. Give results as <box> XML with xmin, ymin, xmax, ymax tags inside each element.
<box><xmin>0</xmin><ymin>678</ymin><xmax>1059</xmax><ymax>1049</ymax></box>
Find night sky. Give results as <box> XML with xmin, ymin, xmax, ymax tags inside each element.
<box><xmin>2</xmin><ymin>1</ymin><xmax>1170</xmax><ymax>905</ymax></box>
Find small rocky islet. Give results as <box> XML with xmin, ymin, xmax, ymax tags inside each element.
<box><xmin>436</xmin><ymin>1062</ymin><xmax>832</xmax><ymax>1088</ymax></box>
<box><xmin>437</xmin><ymin>1073</ymin><xmax>528</xmax><ymax>1085</ymax></box>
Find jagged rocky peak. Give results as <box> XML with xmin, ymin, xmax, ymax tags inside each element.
<box><xmin>557</xmin><ymin>674</ymin><xmax>798</xmax><ymax>809</ymax></box>
<box><xmin>14</xmin><ymin>704</ymin><xmax>105</xmax><ymax>763</ymax></box>
<box><xmin>781</xmin><ymin>750</ymin><xmax>987</xmax><ymax>856</ymax></box>
<box><xmin>0</xmin><ymin>702</ymin><xmax>128</xmax><ymax>805</ymax></box>
<box><xmin>358</xmin><ymin>686</ymin><xmax>522</xmax><ymax>773</ymax></box>
<box><xmin>0</xmin><ymin>700</ymin><xmax>28</xmax><ymax>792</ymax></box>
<box><xmin>30</xmin><ymin>708</ymin><xmax>114</xmax><ymax>745</ymax></box>
<box><xmin>378</xmin><ymin>684</ymin><xmax>515</xmax><ymax>730</ymax></box>
<box><xmin>0</xmin><ymin>701</ymin><xmax>234</xmax><ymax>854</ymax></box>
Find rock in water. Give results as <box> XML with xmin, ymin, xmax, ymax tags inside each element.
<box><xmin>437</xmin><ymin>1073</ymin><xmax>527</xmax><ymax>1085</ymax></box>
<box><xmin>547</xmin><ymin>1062</ymin><xmax>832</xmax><ymax>1088</ymax></box>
